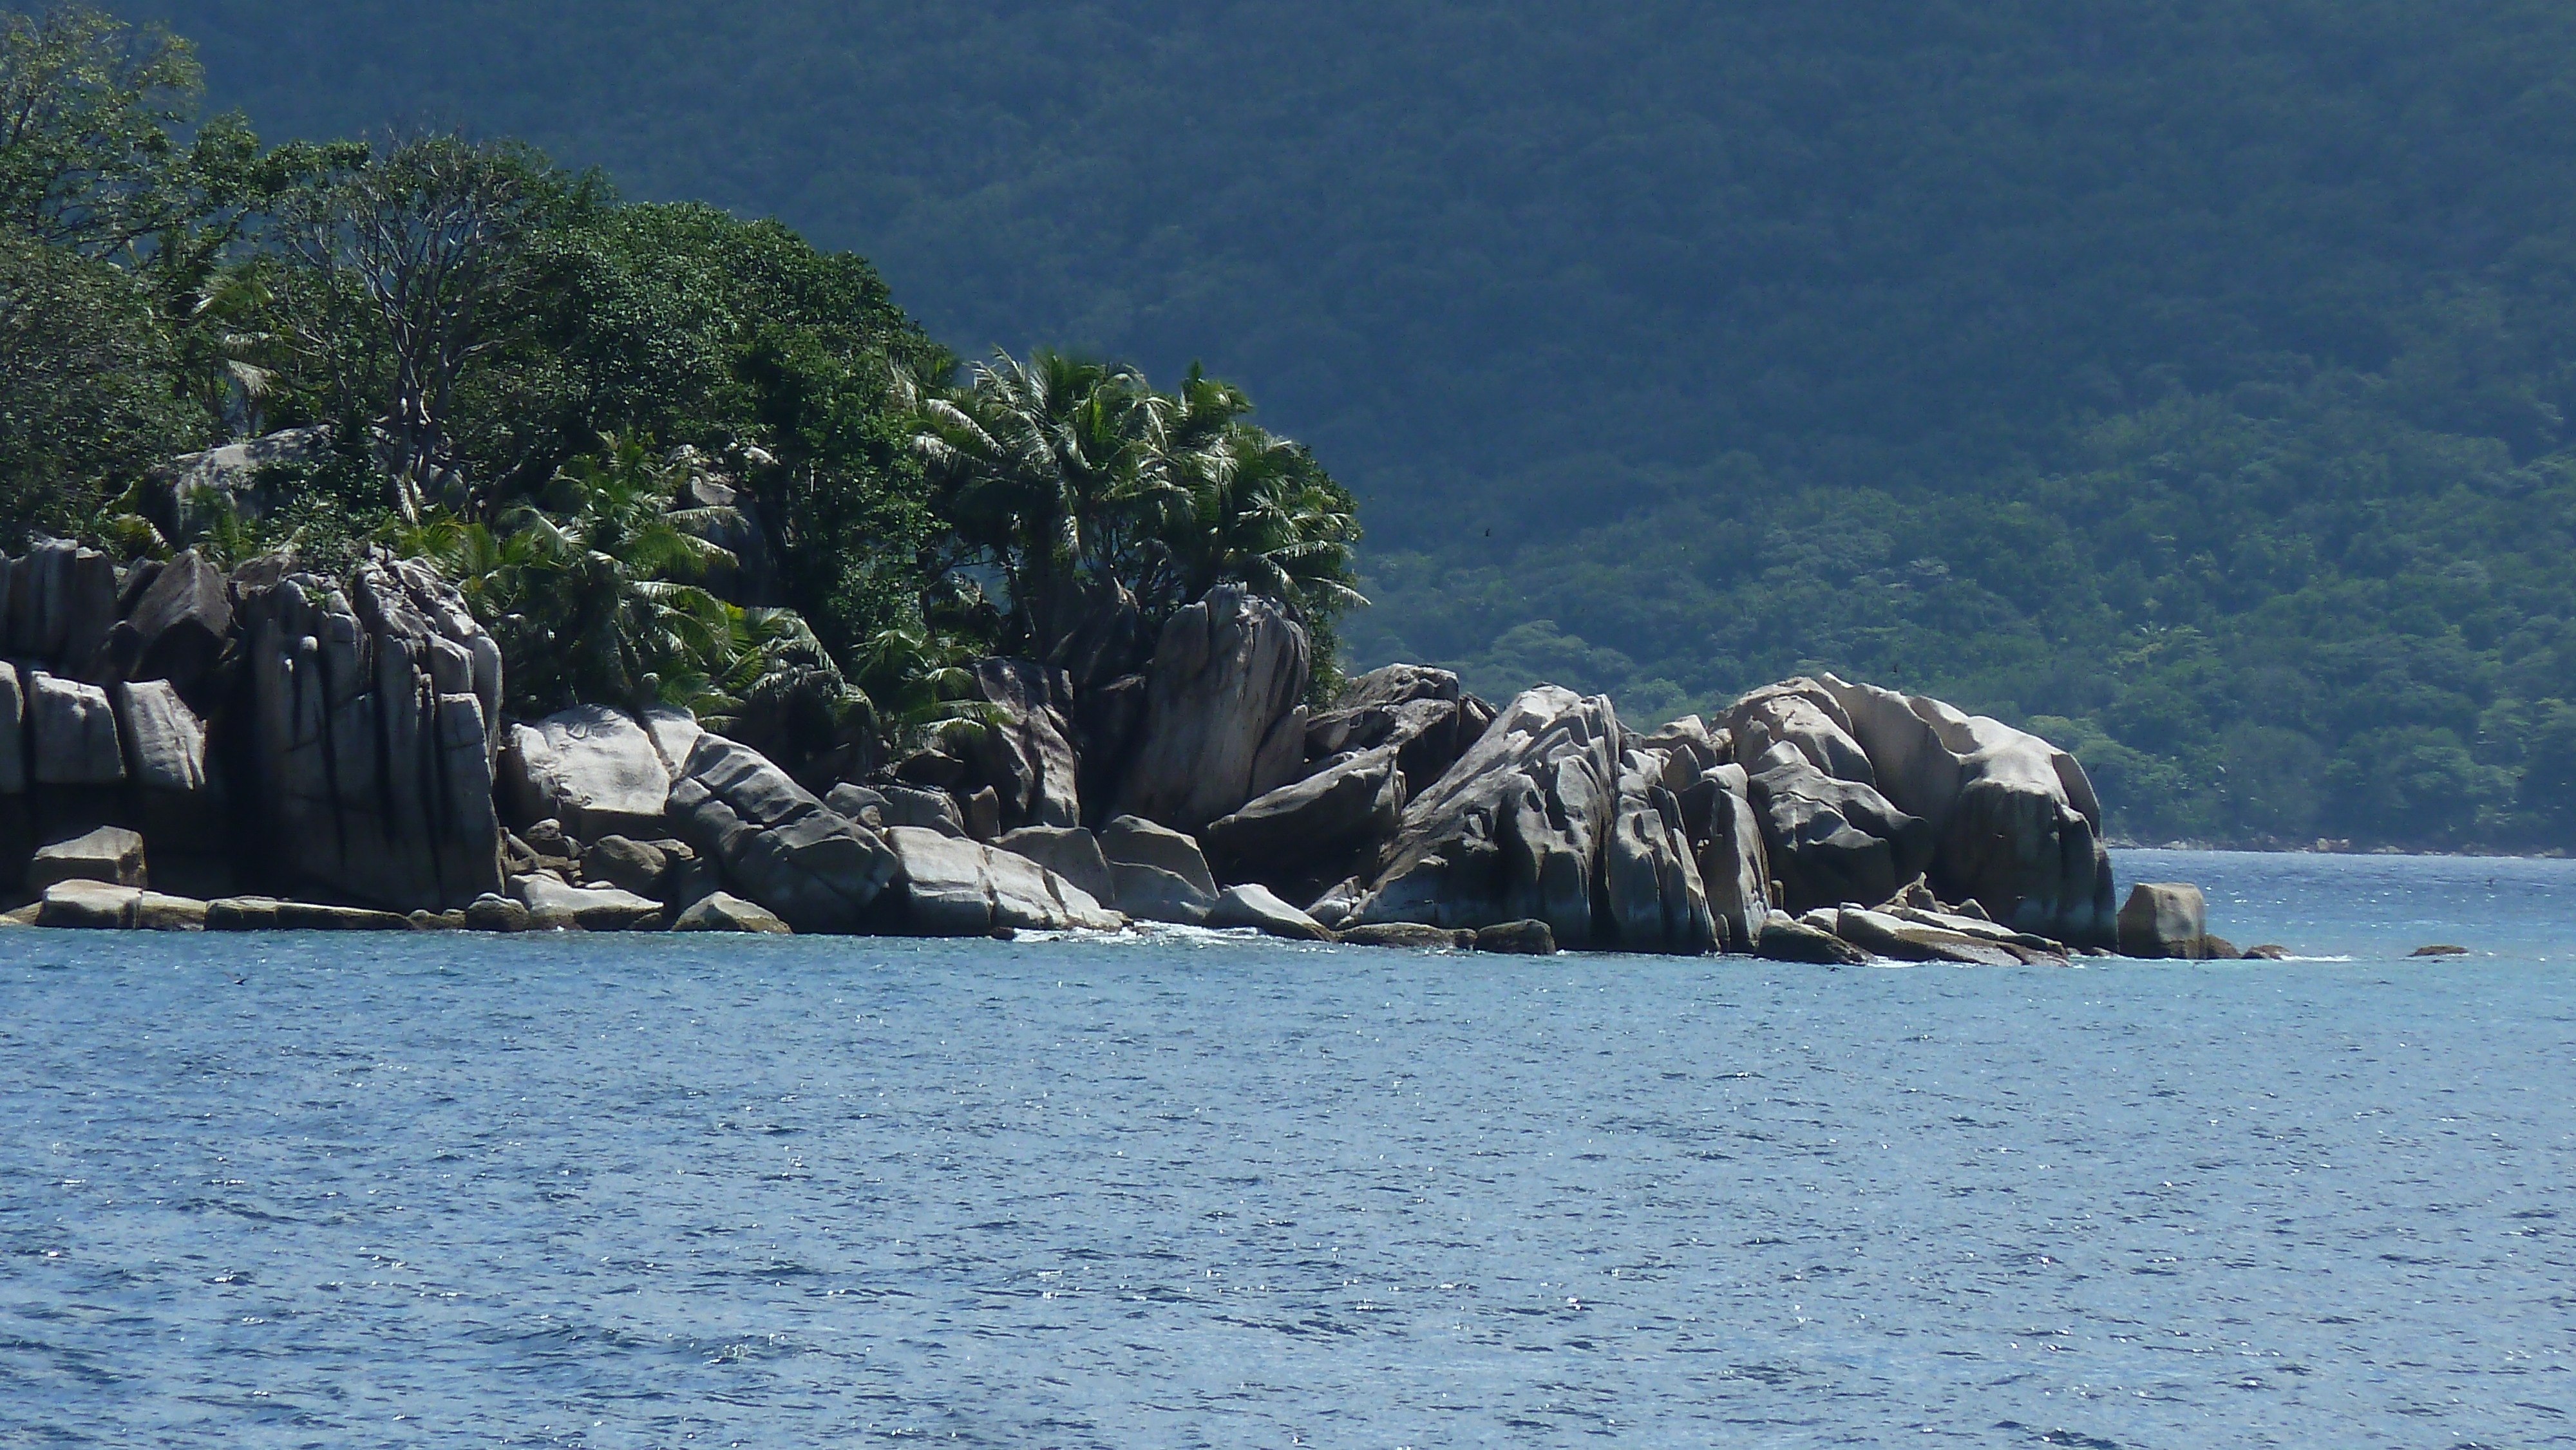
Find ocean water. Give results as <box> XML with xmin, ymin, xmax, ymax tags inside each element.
<box><xmin>1</xmin><ymin>849</ymin><xmax>2570</xmax><ymax>1449</ymax></box>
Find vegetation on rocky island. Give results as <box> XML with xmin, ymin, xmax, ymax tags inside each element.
<box><xmin>0</xmin><ymin>4</ymin><xmax>1361</xmax><ymax>782</ymax></box>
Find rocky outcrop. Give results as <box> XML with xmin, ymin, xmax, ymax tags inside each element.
<box><xmin>1303</xmin><ymin>664</ymin><xmax>1491</xmax><ymax>798</ymax></box>
<box><xmin>6</xmin><ymin>540</ymin><xmax>118</xmax><ymax>675</ymax></box>
<box><xmin>1754</xmin><ymin>910</ymin><xmax>1872</xmax><ymax>965</ymax></box>
<box><xmin>236</xmin><ymin>557</ymin><xmax>506</xmax><ymax>910</ymax></box>
<box><xmin>140</xmin><ymin>426</ymin><xmax>335</xmax><ymax>541</ymax></box>
<box><xmin>960</xmin><ymin>659</ymin><xmax>1083</xmax><ymax>831</ymax></box>
<box><xmin>1695</xmin><ymin>764</ymin><xmax>1773</xmax><ymax>953</ymax></box>
<box><xmin>1202</xmin><ymin>747</ymin><xmax>1403</xmax><ymax>899</ymax></box>
<box><xmin>1725</xmin><ymin>679</ymin><xmax>1877</xmax><ymax>787</ymax></box>
<box><xmin>28</xmin><ymin>672</ymin><xmax>123</xmax><ymax>787</ymax></box>
<box><xmin>96</xmin><ymin>549</ymin><xmax>231</xmax><ymax>699</ymax></box>
<box><xmin>1111</xmin><ymin>586</ymin><xmax>1311</xmax><ymax>833</ymax></box>
<box><xmin>1815</xmin><ymin>677</ymin><xmax>2116</xmax><ymax>946</ymax></box>
<box><xmin>1743</xmin><ymin>753</ymin><xmax>1932</xmax><ymax>914</ymax></box>
<box><xmin>514</xmin><ymin>875</ymin><xmax>665</xmax><ymax>930</ymax></box>
<box><xmin>2117</xmin><ymin>882</ymin><xmax>2223</xmax><ymax>959</ymax></box>
<box><xmin>1209</xmin><ymin>883</ymin><xmax>1334</xmax><ymax>941</ymax></box>
<box><xmin>674</xmin><ymin>891</ymin><xmax>791</xmax><ymax>934</ymax></box>
<box><xmin>994</xmin><ymin>825</ymin><xmax>1117</xmax><ymax>907</ymax></box>
<box><xmin>1350</xmin><ymin>686</ymin><xmax>1621</xmax><ymax>946</ymax></box>
<box><xmin>876</xmin><ymin>826</ymin><xmax>1122</xmax><ymax>935</ymax></box>
<box><xmin>667</xmin><ymin>733</ymin><xmax>898</xmax><ymax>933</ymax></box>
<box><xmin>1099</xmin><ymin>814</ymin><xmax>1220</xmax><ymax>924</ymax></box>
<box><xmin>1602</xmin><ymin>748</ymin><xmax>1717</xmax><ymax>954</ymax></box>
<box><xmin>500</xmin><ymin>705</ymin><xmax>681</xmax><ymax>840</ymax></box>
<box><xmin>28</xmin><ymin>825</ymin><xmax>146</xmax><ymax>890</ymax></box>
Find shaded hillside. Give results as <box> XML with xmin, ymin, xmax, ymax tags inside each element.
<box><xmin>120</xmin><ymin>0</ymin><xmax>2576</xmax><ymax>847</ymax></box>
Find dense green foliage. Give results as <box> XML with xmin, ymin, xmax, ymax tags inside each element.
<box><xmin>0</xmin><ymin>5</ymin><xmax>1360</xmax><ymax>773</ymax></box>
<box><xmin>107</xmin><ymin>0</ymin><xmax>2576</xmax><ymax>849</ymax></box>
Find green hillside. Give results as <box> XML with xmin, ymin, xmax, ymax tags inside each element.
<box><xmin>96</xmin><ymin>1</ymin><xmax>2576</xmax><ymax>848</ymax></box>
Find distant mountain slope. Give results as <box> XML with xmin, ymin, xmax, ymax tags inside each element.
<box><xmin>126</xmin><ymin>0</ymin><xmax>2576</xmax><ymax>847</ymax></box>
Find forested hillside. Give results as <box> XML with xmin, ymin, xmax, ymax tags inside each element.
<box><xmin>91</xmin><ymin>1</ymin><xmax>2576</xmax><ymax>847</ymax></box>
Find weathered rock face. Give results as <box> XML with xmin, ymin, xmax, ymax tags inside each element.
<box><xmin>961</xmin><ymin>659</ymin><xmax>1082</xmax><ymax>831</ymax></box>
<box><xmin>0</xmin><ymin>663</ymin><xmax>23</xmax><ymax>797</ymax></box>
<box><xmin>515</xmin><ymin>875</ymin><xmax>665</xmax><ymax>930</ymax></box>
<box><xmin>99</xmin><ymin>550</ymin><xmax>232</xmax><ymax>700</ymax></box>
<box><xmin>878</xmin><ymin>826</ymin><xmax>1122</xmax><ymax>935</ymax></box>
<box><xmin>1726</xmin><ymin>679</ymin><xmax>1877</xmax><ymax>787</ymax></box>
<box><xmin>1696</xmin><ymin>764</ymin><xmax>1773</xmax><ymax>953</ymax></box>
<box><xmin>1304</xmin><ymin>664</ymin><xmax>1490</xmax><ymax>796</ymax></box>
<box><xmin>1819</xmin><ymin>677</ymin><xmax>2115</xmax><ymax>946</ymax></box>
<box><xmin>1602</xmin><ymin>749</ymin><xmax>1717</xmax><ymax>954</ymax></box>
<box><xmin>500</xmin><ymin>706</ymin><xmax>677</xmax><ymax>840</ymax></box>
<box><xmin>1111</xmin><ymin>586</ymin><xmax>1311</xmax><ymax>833</ymax></box>
<box><xmin>235</xmin><ymin>556</ymin><xmax>506</xmax><ymax>910</ymax></box>
<box><xmin>114</xmin><ymin>679</ymin><xmax>224</xmax><ymax>867</ymax></box>
<box><xmin>6</xmin><ymin>540</ymin><xmax>118</xmax><ymax>675</ymax></box>
<box><xmin>1352</xmin><ymin>686</ymin><xmax>1622</xmax><ymax>946</ymax></box>
<box><xmin>28</xmin><ymin>825</ymin><xmax>146</xmax><ymax>890</ymax></box>
<box><xmin>28</xmin><ymin>673</ymin><xmax>123</xmax><ymax>787</ymax></box>
<box><xmin>1202</xmin><ymin>747</ymin><xmax>1403</xmax><ymax>898</ymax></box>
<box><xmin>1208</xmin><ymin>883</ymin><xmax>1334</xmax><ymax>941</ymax></box>
<box><xmin>2117</xmin><ymin>881</ymin><xmax>2215</xmax><ymax>959</ymax></box>
<box><xmin>1099</xmin><ymin>814</ymin><xmax>1220</xmax><ymax>925</ymax></box>
<box><xmin>994</xmin><ymin>825</ymin><xmax>1117</xmax><ymax>907</ymax></box>
<box><xmin>1744</xmin><ymin>755</ymin><xmax>1933</xmax><ymax>914</ymax></box>
<box><xmin>667</xmin><ymin>733</ymin><xmax>898</xmax><ymax>934</ymax></box>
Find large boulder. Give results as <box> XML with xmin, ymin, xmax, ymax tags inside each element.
<box><xmin>6</xmin><ymin>540</ymin><xmax>118</xmax><ymax>675</ymax></box>
<box><xmin>1601</xmin><ymin>749</ymin><xmax>1717</xmax><ymax>954</ymax></box>
<box><xmin>28</xmin><ymin>825</ymin><xmax>146</xmax><ymax>890</ymax></box>
<box><xmin>141</xmin><ymin>425</ymin><xmax>335</xmax><ymax>541</ymax></box>
<box><xmin>958</xmin><ymin>659</ymin><xmax>1083</xmax><ymax>831</ymax></box>
<box><xmin>1110</xmin><ymin>586</ymin><xmax>1311</xmax><ymax>833</ymax></box>
<box><xmin>1695</xmin><ymin>764</ymin><xmax>1773</xmax><ymax>953</ymax></box>
<box><xmin>666</xmin><ymin>733</ymin><xmax>898</xmax><ymax>934</ymax></box>
<box><xmin>877</xmin><ymin>826</ymin><xmax>1122</xmax><ymax>935</ymax></box>
<box><xmin>674</xmin><ymin>891</ymin><xmax>791</xmax><ymax>934</ymax></box>
<box><xmin>95</xmin><ymin>549</ymin><xmax>232</xmax><ymax>700</ymax></box>
<box><xmin>1725</xmin><ymin>679</ymin><xmax>1877</xmax><ymax>787</ymax></box>
<box><xmin>500</xmin><ymin>705</ymin><xmax>679</xmax><ymax>840</ymax></box>
<box><xmin>1819</xmin><ymin>676</ymin><xmax>2116</xmax><ymax>946</ymax></box>
<box><xmin>234</xmin><ymin>556</ymin><xmax>506</xmax><ymax>910</ymax></box>
<box><xmin>1208</xmin><ymin>883</ymin><xmax>1334</xmax><ymax>941</ymax></box>
<box><xmin>1350</xmin><ymin>686</ymin><xmax>1622</xmax><ymax>946</ymax></box>
<box><xmin>2117</xmin><ymin>882</ymin><xmax>2226</xmax><ymax>959</ymax></box>
<box><xmin>515</xmin><ymin>875</ymin><xmax>665</xmax><ymax>930</ymax></box>
<box><xmin>1202</xmin><ymin>747</ymin><xmax>1404</xmax><ymax>900</ymax></box>
<box><xmin>1745</xmin><ymin>755</ymin><xmax>1933</xmax><ymax>914</ymax></box>
<box><xmin>28</xmin><ymin>672</ymin><xmax>123</xmax><ymax>787</ymax></box>
<box><xmin>1099</xmin><ymin>814</ymin><xmax>1220</xmax><ymax>925</ymax></box>
<box><xmin>113</xmin><ymin>679</ymin><xmax>225</xmax><ymax>867</ymax></box>
<box><xmin>1304</xmin><ymin>665</ymin><xmax>1490</xmax><ymax>793</ymax></box>
<box><xmin>993</xmin><ymin>825</ymin><xmax>1117</xmax><ymax>907</ymax></box>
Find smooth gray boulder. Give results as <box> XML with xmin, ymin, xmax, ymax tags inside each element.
<box><xmin>1602</xmin><ymin>749</ymin><xmax>1717</xmax><ymax>954</ymax></box>
<box><xmin>1208</xmin><ymin>883</ymin><xmax>1334</xmax><ymax>941</ymax></box>
<box><xmin>99</xmin><ymin>549</ymin><xmax>232</xmax><ymax>698</ymax></box>
<box><xmin>1726</xmin><ymin>679</ymin><xmax>1877</xmax><ymax>787</ymax></box>
<box><xmin>994</xmin><ymin>825</ymin><xmax>1117</xmax><ymax>907</ymax></box>
<box><xmin>877</xmin><ymin>784</ymin><xmax>967</xmax><ymax>838</ymax></box>
<box><xmin>1350</xmin><ymin>686</ymin><xmax>1621</xmax><ymax>947</ymax></box>
<box><xmin>28</xmin><ymin>673</ymin><xmax>122</xmax><ymax>786</ymax></box>
<box><xmin>35</xmin><ymin>880</ymin><xmax>140</xmax><ymax>928</ymax></box>
<box><xmin>1696</xmin><ymin>764</ymin><xmax>1773</xmax><ymax>953</ymax></box>
<box><xmin>464</xmin><ymin>892</ymin><xmax>533</xmax><ymax>932</ymax></box>
<box><xmin>1745</xmin><ymin>756</ymin><xmax>1933</xmax><ymax>914</ymax></box>
<box><xmin>1202</xmin><ymin>748</ymin><xmax>1403</xmax><ymax>896</ymax></box>
<box><xmin>515</xmin><ymin>874</ymin><xmax>664</xmax><ymax>930</ymax></box>
<box><xmin>674</xmin><ymin>891</ymin><xmax>791</xmax><ymax>933</ymax></box>
<box><xmin>582</xmin><ymin>835</ymin><xmax>670</xmax><ymax>898</ymax></box>
<box><xmin>29</xmin><ymin>826</ymin><xmax>146</xmax><ymax>890</ymax></box>
<box><xmin>1820</xmin><ymin>676</ymin><xmax>2116</xmax><ymax>946</ymax></box>
<box><xmin>2117</xmin><ymin>882</ymin><xmax>2217</xmax><ymax>959</ymax></box>
<box><xmin>502</xmin><ymin>706</ymin><xmax>676</xmax><ymax>840</ymax></box>
<box><xmin>236</xmin><ymin>557</ymin><xmax>506</xmax><ymax>910</ymax></box>
<box><xmin>822</xmin><ymin>783</ymin><xmax>889</xmax><ymax>831</ymax></box>
<box><xmin>112</xmin><ymin>680</ymin><xmax>206</xmax><ymax>795</ymax></box>
<box><xmin>1111</xmin><ymin>585</ymin><xmax>1311</xmax><ymax>833</ymax></box>
<box><xmin>1100</xmin><ymin>816</ymin><xmax>1219</xmax><ymax>896</ymax></box>
<box><xmin>142</xmin><ymin>425</ymin><xmax>334</xmax><ymax>540</ymax></box>
<box><xmin>204</xmin><ymin>897</ymin><xmax>412</xmax><ymax>931</ymax></box>
<box><xmin>1640</xmin><ymin>715</ymin><xmax>1727</xmax><ymax>778</ymax></box>
<box><xmin>1304</xmin><ymin>665</ymin><xmax>1486</xmax><ymax>796</ymax></box>
<box><xmin>667</xmin><ymin>733</ymin><xmax>898</xmax><ymax>934</ymax></box>
<box><xmin>961</xmin><ymin>659</ymin><xmax>1083</xmax><ymax>831</ymax></box>
<box><xmin>6</xmin><ymin>540</ymin><xmax>117</xmax><ymax>672</ymax></box>
<box><xmin>879</xmin><ymin>825</ymin><xmax>1123</xmax><ymax>935</ymax></box>
<box><xmin>1806</xmin><ymin>907</ymin><xmax>2031</xmax><ymax>966</ymax></box>
<box><xmin>1475</xmin><ymin>919</ymin><xmax>1558</xmax><ymax>955</ymax></box>
<box><xmin>1754</xmin><ymin>910</ymin><xmax>1871</xmax><ymax>965</ymax></box>
<box><xmin>1339</xmin><ymin>921</ymin><xmax>1473</xmax><ymax>950</ymax></box>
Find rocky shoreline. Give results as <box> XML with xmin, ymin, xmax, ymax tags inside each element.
<box><xmin>0</xmin><ymin>540</ymin><xmax>2237</xmax><ymax>963</ymax></box>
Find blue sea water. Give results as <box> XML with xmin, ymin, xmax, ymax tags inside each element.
<box><xmin>0</xmin><ymin>849</ymin><xmax>2570</xmax><ymax>1449</ymax></box>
